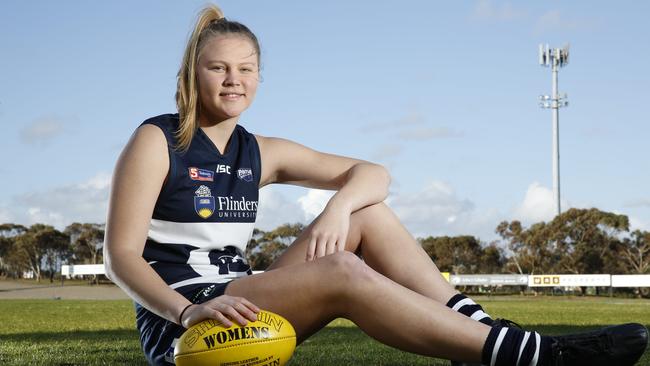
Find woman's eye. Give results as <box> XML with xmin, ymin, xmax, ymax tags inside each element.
<box><xmin>211</xmin><ymin>66</ymin><xmax>225</xmax><ymax>71</ymax></box>
<box><xmin>241</xmin><ymin>68</ymin><xmax>253</xmax><ymax>73</ymax></box>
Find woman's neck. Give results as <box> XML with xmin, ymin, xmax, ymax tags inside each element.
<box><xmin>198</xmin><ymin>115</ymin><xmax>239</xmax><ymax>154</ymax></box>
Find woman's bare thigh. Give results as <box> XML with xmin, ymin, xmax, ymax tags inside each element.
<box><xmin>225</xmin><ymin>252</ymin><xmax>353</xmax><ymax>342</ymax></box>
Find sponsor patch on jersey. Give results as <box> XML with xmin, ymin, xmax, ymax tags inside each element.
<box><xmin>237</xmin><ymin>168</ymin><xmax>253</xmax><ymax>182</ymax></box>
<box><xmin>188</xmin><ymin>167</ymin><xmax>214</xmax><ymax>182</ymax></box>
<box><xmin>194</xmin><ymin>185</ymin><xmax>215</xmax><ymax>219</ymax></box>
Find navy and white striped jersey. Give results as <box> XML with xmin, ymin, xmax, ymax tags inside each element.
<box><xmin>140</xmin><ymin>114</ymin><xmax>259</xmax><ymax>294</ymax></box>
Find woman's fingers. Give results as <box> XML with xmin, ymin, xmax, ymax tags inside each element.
<box><xmin>315</xmin><ymin>235</ymin><xmax>327</xmax><ymax>258</ymax></box>
<box><xmin>213</xmin><ymin>310</ymin><xmax>233</xmax><ymax>328</ymax></box>
<box><xmin>325</xmin><ymin>238</ymin><xmax>337</xmax><ymax>255</ymax></box>
<box><xmin>216</xmin><ymin>302</ymin><xmax>249</xmax><ymax>326</ymax></box>
<box><xmin>184</xmin><ymin>295</ymin><xmax>261</xmax><ymax>328</ymax></box>
<box><xmin>239</xmin><ymin>296</ymin><xmax>261</xmax><ymax>314</ymax></box>
<box><xmin>311</xmin><ymin>233</ymin><xmax>347</xmax><ymax>259</ymax></box>
<box><xmin>233</xmin><ymin>301</ymin><xmax>258</xmax><ymax>322</ymax></box>
<box><xmin>306</xmin><ymin>236</ymin><xmax>317</xmax><ymax>261</ymax></box>
<box><xmin>336</xmin><ymin>237</ymin><xmax>346</xmax><ymax>252</ymax></box>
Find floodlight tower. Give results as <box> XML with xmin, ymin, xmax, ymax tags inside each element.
<box><xmin>538</xmin><ymin>43</ymin><xmax>569</xmax><ymax>217</ymax></box>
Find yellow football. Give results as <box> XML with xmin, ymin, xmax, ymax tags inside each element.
<box><xmin>174</xmin><ymin>310</ymin><xmax>296</xmax><ymax>366</ymax></box>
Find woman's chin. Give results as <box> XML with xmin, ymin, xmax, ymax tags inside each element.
<box><xmin>201</xmin><ymin>109</ymin><xmax>245</xmax><ymax>123</ymax></box>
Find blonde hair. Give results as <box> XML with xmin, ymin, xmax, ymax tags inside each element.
<box><xmin>175</xmin><ymin>4</ymin><xmax>261</xmax><ymax>151</ymax></box>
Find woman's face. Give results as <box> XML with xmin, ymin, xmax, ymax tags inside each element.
<box><xmin>197</xmin><ymin>35</ymin><xmax>259</xmax><ymax>122</ymax></box>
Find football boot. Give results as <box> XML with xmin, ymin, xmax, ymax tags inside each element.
<box><xmin>548</xmin><ymin>322</ymin><xmax>648</xmax><ymax>366</ymax></box>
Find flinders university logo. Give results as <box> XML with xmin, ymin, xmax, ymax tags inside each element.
<box><xmin>194</xmin><ymin>185</ymin><xmax>215</xmax><ymax>219</ymax></box>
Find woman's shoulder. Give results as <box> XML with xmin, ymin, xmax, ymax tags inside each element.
<box><xmin>140</xmin><ymin>113</ymin><xmax>179</xmax><ymax>131</ymax></box>
<box><xmin>136</xmin><ymin>113</ymin><xmax>179</xmax><ymax>146</ymax></box>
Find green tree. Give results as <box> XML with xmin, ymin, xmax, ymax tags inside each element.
<box><xmin>64</xmin><ymin>223</ymin><xmax>105</xmax><ymax>264</ymax></box>
<box><xmin>246</xmin><ymin>223</ymin><xmax>303</xmax><ymax>270</ymax></box>
<box><xmin>10</xmin><ymin>224</ymin><xmax>71</xmax><ymax>282</ymax></box>
<box><xmin>619</xmin><ymin>230</ymin><xmax>650</xmax><ymax>275</ymax></box>
<box><xmin>420</xmin><ymin>235</ymin><xmax>484</xmax><ymax>274</ymax></box>
<box><xmin>0</xmin><ymin>224</ymin><xmax>28</xmax><ymax>277</ymax></box>
<box><xmin>496</xmin><ymin>221</ymin><xmax>555</xmax><ymax>275</ymax></box>
<box><xmin>478</xmin><ymin>242</ymin><xmax>506</xmax><ymax>274</ymax></box>
<box><xmin>547</xmin><ymin>208</ymin><xmax>628</xmax><ymax>274</ymax></box>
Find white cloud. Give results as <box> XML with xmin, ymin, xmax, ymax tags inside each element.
<box><xmin>20</xmin><ymin>115</ymin><xmax>67</xmax><ymax>144</ymax></box>
<box><xmin>513</xmin><ymin>182</ymin><xmax>569</xmax><ymax>224</ymax></box>
<box><xmin>0</xmin><ymin>206</ymin><xmax>13</xmax><ymax>223</ymax></box>
<box><xmin>388</xmin><ymin>181</ymin><xmax>500</xmax><ymax>239</ymax></box>
<box><xmin>9</xmin><ymin>172</ymin><xmax>111</xmax><ymax>229</ymax></box>
<box><xmin>371</xmin><ymin>143</ymin><xmax>404</xmax><ymax>161</ymax></box>
<box><xmin>362</xmin><ymin>112</ymin><xmax>462</xmax><ymax>141</ymax></box>
<box><xmin>534</xmin><ymin>10</ymin><xmax>594</xmax><ymax>34</ymax></box>
<box><xmin>624</xmin><ymin>198</ymin><xmax>650</xmax><ymax>208</ymax></box>
<box><xmin>360</xmin><ymin>112</ymin><xmax>424</xmax><ymax>133</ymax></box>
<box><xmin>255</xmin><ymin>186</ymin><xmax>305</xmax><ymax>231</ymax></box>
<box><xmin>398</xmin><ymin>127</ymin><xmax>464</xmax><ymax>141</ymax></box>
<box><xmin>629</xmin><ymin>216</ymin><xmax>650</xmax><ymax>232</ymax></box>
<box><xmin>298</xmin><ymin>189</ymin><xmax>335</xmax><ymax>221</ymax></box>
<box><xmin>470</xmin><ymin>0</ymin><xmax>527</xmax><ymax>22</ymax></box>
<box><xmin>257</xmin><ymin>182</ymin><xmax>504</xmax><ymax>240</ymax></box>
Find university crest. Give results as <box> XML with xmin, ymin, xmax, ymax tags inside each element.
<box><xmin>194</xmin><ymin>185</ymin><xmax>215</xmax><ymax>219</ymax></box>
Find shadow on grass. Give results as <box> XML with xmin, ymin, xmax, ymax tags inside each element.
<box><xmin>1</xmin><ymin>324</ymin><xmax>649</xmax><ymax>366</ymax></box>
<box><xmin>291</xmin><ymin>324</ymin><xmax>650</xmax><ymax>366</ymax></box>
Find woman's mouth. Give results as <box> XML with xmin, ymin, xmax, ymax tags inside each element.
<box><xmin>219</xmin><ymin>92</ymin><xmax>244</xmax><ymax>100</ymax></box>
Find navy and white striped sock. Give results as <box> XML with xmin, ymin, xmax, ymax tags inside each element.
<box><xmin>446</xmin><ymin>293</ymin><xmax>494</xmax><ymax>326</ymax></box>
<box><xmin>481</xmin><ymin>326</ymin><xmax>551</xmax><ymax>366</ymax></box>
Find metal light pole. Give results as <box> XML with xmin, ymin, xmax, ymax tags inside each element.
<box><xmin>539</xmin><ymin>44</ymin><xmax>569</xmax><ymax>217</ymax></box>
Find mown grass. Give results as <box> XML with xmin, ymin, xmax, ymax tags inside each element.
<box><xmin>0</xmin><ymin>296</ymin><xmax>649</xmax><ymax>365</ymax></box>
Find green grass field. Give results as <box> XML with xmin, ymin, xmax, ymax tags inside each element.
<box><xmin>1</xmin><ymin>296</ymin><xmax>649</xmax><ymax>365</ymax></box>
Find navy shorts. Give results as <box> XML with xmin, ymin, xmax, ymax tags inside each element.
<box><xmin>135</xmin><ymin>282</ymin><xmax>231</xmax><ymax>365</ymax></box>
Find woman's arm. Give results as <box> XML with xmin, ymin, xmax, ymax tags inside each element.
<box><xmin>104</xmin><ymin>125</ymin><xmax>257</xmax><ymax>327</ymax></box>
<box><xmin>104</xmin><ymin>125</ymin><xmax>190</xmax><ymax>324</ymax></box>
<box><xmin>256</xmin><ymin>136</ymin><xmax>391</xmax><ymax>259</ymax></box>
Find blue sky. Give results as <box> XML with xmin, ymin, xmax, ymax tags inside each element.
<box><xmin>1</xmin><ymin>0</ymin><xmax>649</xmax><ymax>240</ymax></box>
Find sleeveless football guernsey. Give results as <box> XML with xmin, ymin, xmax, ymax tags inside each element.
<box><xmin>140</xmin><ymin>113</ymin><xmax>259</xmax><ymax>295</ymax></box>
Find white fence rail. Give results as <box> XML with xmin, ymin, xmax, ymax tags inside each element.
<box><xmin>449</xmin><ymin>274</ymin><xmax>649</xmax><ymax>288</ymax></box>
<box><xmin>611</xmin><ymin>275</ymin><xmax>650</xmax><ymax>287</ymax></box>
<box><xmin>450</xmin><ymin>274</ymin><xmax>528</xmax><ymax>286</ymax></box>
<box><xmin>61</xmin><ymin>264</ymin><xmax>105</xmax><ymax>278</ymax></box>
<box><xmin>527</xmin><ymin>274</ymin><xmax>611</xmax><ymax>287</ymax></box>
<box><xmin>60</xmin><ymin>264</ymin><xmax>650</xmax><ymax>288</ymax></box>
<box><xmin>60</xmin><ymin>264</ymin><xmax>263</xmax><ymax>279</ymax></box>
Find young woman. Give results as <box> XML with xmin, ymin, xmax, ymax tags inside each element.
<box><xmin>104</xmin><ymin>5</ymin><xmax>647</xmax><ymax>366</ymax></box>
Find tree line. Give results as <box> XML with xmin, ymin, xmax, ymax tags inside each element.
<box><xmin>0</xmin><ymin>223</ymin><xmax>104</xmax><ymax>282</ymax></box>
<box><xmin>1</xmin><ymin>208</ymin><xmax>648</xmax><ymax>282</ymax></box>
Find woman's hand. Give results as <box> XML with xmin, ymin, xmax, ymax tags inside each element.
<box><xmin>306</xmin><ymin>202</ymin><xmax>352</xmax><ymax>261</ymax></box>
<box><xmin>181</xmin><ymin>295</ymin><xmax>260</xmax><ymax>329</ymax></box>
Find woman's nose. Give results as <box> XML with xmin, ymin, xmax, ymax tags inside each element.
<box><xmin>223</xmin><ymin>71</ymin><xmax>241</xmax><ymax>86</ymax></box>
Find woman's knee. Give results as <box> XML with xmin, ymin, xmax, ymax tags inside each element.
<box><xmin>324</xmin><ymin>251</ymin><xmax>376</xmax><ymax>287</ymax></box>
<box><xmin>349</xmin><ymin>202</ymin><xmax>395</xmax><ymax>239</ymax></box>
<box><xmin>350</xmin><ymin>202</ymin><xmax>391</xmax><ymax>227</ymax></box>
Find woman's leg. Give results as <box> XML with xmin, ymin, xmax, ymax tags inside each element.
<box><xmin>227</xmin><ymin>251</ymin><xmax>489</xmax><ymax>363</ymax></box>
<box><xmin>269</xmin><ymin>202</ymin><xmax>457</xmax><ymax>303</ymax></box>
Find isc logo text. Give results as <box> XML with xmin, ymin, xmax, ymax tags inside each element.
<box><xmin>216</xmin><ymin>165</ymin><xmax>231</xmax><ymax>174</ymax></box>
